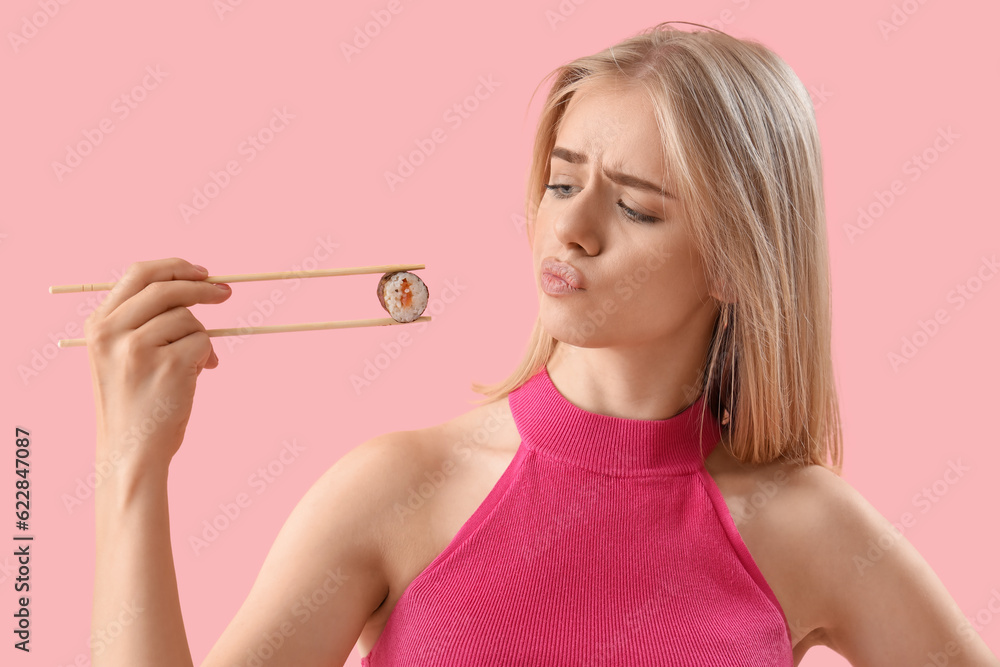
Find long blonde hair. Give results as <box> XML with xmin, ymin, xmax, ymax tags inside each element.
<box><xmin>471</xmin><ymin>22</ymin><xmax>843</xmax><ymax>474</ymax></box>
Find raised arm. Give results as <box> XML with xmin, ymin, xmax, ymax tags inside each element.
<box><xmin>86</xmin><ymin>258</ymin><xmax>391</xmax><ymax>665</ymax></box>
<box><xmin>87</xmin><ymin>258</ymin><xmax>228</xmax><ymax>665</ymax></box>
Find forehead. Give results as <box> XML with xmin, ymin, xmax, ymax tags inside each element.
<box><xmin>555</xmin><ymin>81</ymin><xmax>667</xmax><ymax>174</ymax></box>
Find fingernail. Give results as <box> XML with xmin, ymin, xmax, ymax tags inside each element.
<box><xmin>214</xmin><ymin>283</ymin><xmax>230</xmax><ymax>290</ymax></box>
<box><xmin>194</xmin><ymin>264</ymin><xmax>209</xmax><ymax>274</ymax></box>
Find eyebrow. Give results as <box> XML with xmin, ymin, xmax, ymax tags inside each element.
<box><xmin>550</xmin><ymin>146</ymin><xmax>677</xmax><ymax>199</ymax></box>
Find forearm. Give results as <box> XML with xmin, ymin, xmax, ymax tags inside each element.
<box><xmin>93</xmin><ymin>456</ymin><xmax>193</xmax><ymax>666</ymax></box>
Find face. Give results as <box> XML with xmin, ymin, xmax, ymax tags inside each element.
<box><xmin>532</xmin><ymin>80</ymin><xmax>720</xmax><ymax>350</ymax></box>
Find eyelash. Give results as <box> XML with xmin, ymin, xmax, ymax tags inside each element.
<box><xmin>543</xmin><ymin>184</ymin><xmax>659</xmax><ymax>224</ymax></box>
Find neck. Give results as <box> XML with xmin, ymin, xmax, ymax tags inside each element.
<box><xmin>545</xmin><ymin>332</ymin><xmax>711</xmax><ymax>422</ymax></box>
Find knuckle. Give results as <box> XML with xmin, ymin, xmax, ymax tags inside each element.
<box><xmin>117</xmin><ymin>263</ymin><xmax>146</xmax><ymax>292</ymax></box>
<box><xmin>168</xmin><ymin>257</ymin><xmax>191</xmax><ymax>275</ymax></box>
<box><xmin>125</xmin><ymin>261</ymin><xmax>147</xmax><ymax>280</ymax></box>
<box><xmin>145</xmin><ymin>280</ymin><xmax>168</xmax><ymax>298</ymax></box>
<box><xmin>171</xmin><ymin>306</ymin><xmax>204</xmax><ymax>331</ymax></box>
<box><xmin>120</xmin><ymin>332</ymin><xmax>143</xmax><ymax>357</ymax></box>
<box><xmin>85</xmin><ymin>322</ymin><xmax>112</xmax><ymax>350</ymax></box>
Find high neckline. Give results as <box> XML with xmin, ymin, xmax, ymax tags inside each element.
<box><xmin>508</xmin><ymin>365</ymin><xmax>722</xmax><ymax>476</ymax></box>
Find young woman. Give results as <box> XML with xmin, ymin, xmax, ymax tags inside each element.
<box><xmin>87</xmin><ymin>23</ymin><xmax>999</xmax><ymax>667</ymax></box>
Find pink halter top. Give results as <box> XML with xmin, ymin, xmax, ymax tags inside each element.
<box><xmin>361</xmin><ymin>365</ymin><xmax>793</xmax><ymax>665</ymax></box>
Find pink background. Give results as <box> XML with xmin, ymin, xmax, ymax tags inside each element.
<box><xmin>3</xmin><ymin>0</ymin><xmax>998</xmax><ymax>664</ymax></box>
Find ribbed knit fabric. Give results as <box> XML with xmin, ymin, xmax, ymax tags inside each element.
<box><xmin>361</xmin><ymin>366</ymin><xmax>794</xmax><ymax>666</ymax></box>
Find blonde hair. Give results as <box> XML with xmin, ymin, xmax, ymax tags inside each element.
<box><xmin>471</xmin><ymin>22</ymin><xmax>843</xmax><ymax>474</ymax></box>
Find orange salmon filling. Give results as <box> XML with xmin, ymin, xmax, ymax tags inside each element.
<box><xmin>400</xmin><ymin>278</ymin><xmax>412</xmax><ymax>309</ymax></box>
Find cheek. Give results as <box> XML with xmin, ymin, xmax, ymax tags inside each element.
<box><xmin>612</xmin><ymin>250</ymin><xmax>701</xmax><ymax>318</ymax></box>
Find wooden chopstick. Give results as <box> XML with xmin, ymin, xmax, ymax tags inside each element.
<box><xmin>52</xmin><ymin>262</ymin><xmax>431</xmax><ymax>347</ymax></box>
<box><xmin>57</xmin><ymin>315</ymin><xmax>431</xmax><ymax>347</ymax></box>
<box><xmin>48</xmin><ymin>263</ymin><xmax>426</xmax><ymax>294</ymax></box>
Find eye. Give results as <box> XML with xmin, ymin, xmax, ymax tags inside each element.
<box><xmin>544</xmin><ymin>183</ymin><xmax>575</xmax><ymax>199</ymax></box>
<box><xmin>543</xmin><ymin>184</ymin><xmax>660</xmax><ymax>224</ymax></box>
<box><xmin>618</xmin><ymin>201</ymin><xmax>659</xmax><ymax>224</ymax></box>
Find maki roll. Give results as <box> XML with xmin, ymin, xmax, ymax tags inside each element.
<box><xmin>377</xmin><ymin>271</ymin><xmax>429</xmax><ymax>323</ymax></box>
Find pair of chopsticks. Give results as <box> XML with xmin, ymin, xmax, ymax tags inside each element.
<box><xmin>50</xmin><ymin>263</ymin><xmax>430</xmax><ymax>348</ymax></box>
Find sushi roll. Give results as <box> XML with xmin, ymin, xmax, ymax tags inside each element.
<box><xmin>377</xmin><ymin>271</ymin><xmax>429</xmax><ymax>323</ymax></box>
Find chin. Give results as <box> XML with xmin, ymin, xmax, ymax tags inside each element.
<box><xmin>540</xmin><ymin>307</ymin><xmax>612</xmax><ymax>349</ymax></box>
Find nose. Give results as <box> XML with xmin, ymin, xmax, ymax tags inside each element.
<box><xmin>551</xmin><ymin>183</ymin><xmax>601</xmax><ymax>256</ymax></box>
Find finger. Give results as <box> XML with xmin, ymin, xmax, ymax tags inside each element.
<box><xmin>108</xmin><ymin>278</ymin><xmax>231</xmax><ymax>333</ymax></box>
<box><xmin>141</xmin><ymin>312</ymin><xmax>220</xmax><ymax>369</ymax></box>
<box><xmin>133</xmin><ymin>306</ymin><xmax>205</xmax><ymax>347</ymax></box>
<box><xmin>162</xmin><ymin>329</ymin><xmax>214</xmax><ymax>376</ymax></box>
<box><xmin>93</xmin><ymin>258</ymin><xmax>210</xmax><ymax>322</ymax></box>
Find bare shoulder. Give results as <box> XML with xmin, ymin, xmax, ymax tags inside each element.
<box><xmin>205</xmin><ymin>397</ymin><xmax>522</xmax><ymax>665</ymax></box>
<box><xmin>372</xmin><ymin>395</ymin><xmax>521</xmax><ymax>556</ymax></box>
<box><xmin>772</xmin><ymin>464</ymin><xmax>997</xmax><ymax>664</ymax></box>
<box><xmin>704</xmin><ymin>443</ymin><xmax>845</xmax><ymax>651</ymax></box>
<box><xmin>334</xmin><ymin>427</ymin><xmax>454</xmax><ymax>553</ymax></box>
<box><xmin>352</xmin><ymin>397</ymin><xmax>521</xmax><ymax>654</ymax></box>
<box><xmin>343</xmin><ymin>395</ymin><xmax>518</xmax><ymax>581</ymax></box>
<box><xmin>705</xmin><ymin>442</ymin><xmax>1000</xmax><ymax>665</ymax></box>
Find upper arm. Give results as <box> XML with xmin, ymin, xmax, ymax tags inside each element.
<box><xmin>200</xmin><ymin>432</ymin><xmax>407</xmax><ymax>667</ymax></box>
<box><xmin>798</xmin><ymin>469</ymin><xmax>1000</xmax><ymax>666</ymax></box>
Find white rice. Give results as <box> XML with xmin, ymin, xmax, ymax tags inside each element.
<box><xmin>379</xmin><ymin>271</ymin><xmax>429</xmax><ymax>323</ymax></box>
